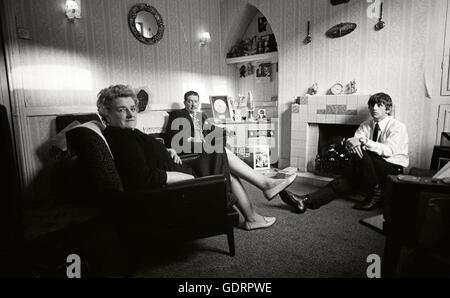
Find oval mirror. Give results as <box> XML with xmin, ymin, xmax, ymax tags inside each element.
<box><xmin>128</xmin><ymin>3</ymin><xmax>164</xmax><ymax>45</ymax></box>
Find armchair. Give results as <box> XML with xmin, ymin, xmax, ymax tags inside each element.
<box><xmin>25</xmin><ymin>115</ymin><xmax>239</xmax><ymax>277</ymax></box>
<box><xmin>382</xmin><ymin>146</ymin><xmax>450</xmax><ymax>277</ymax></box>
<box><xmin>66</xmin><ymin>119</ymin><xmax>239</xmax><ymax>265</ymax></box>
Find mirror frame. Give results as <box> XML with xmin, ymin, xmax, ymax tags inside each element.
<box><xmin>128</xmin><ymin>3</ymin><xmax>164</xmax><ymax>45</ymax></box>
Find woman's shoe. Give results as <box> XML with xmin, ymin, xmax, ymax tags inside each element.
<box><xmin>263</xmin><ymin>174</ymin><xmax>297</xmax><ymax>200</ymax></box>
<box><xmin>244</xmin><ymin>216</ymin><xmax>276</xmax><ymax>231</ymax></box>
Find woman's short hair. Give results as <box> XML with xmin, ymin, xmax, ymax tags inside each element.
<box><xmin>184</xmin><ymin>90</ymin><xmax>199</xmax><ymax>101</ymax></box>
<box><xmin>368</xmin><ymin>92</ymin><xmax>393</xmax><ymax>114</ymax></box>
<box><xmin>97</xmin><ymin>85</ymin><xmax>138</xmax><ymax>121</ymax></box>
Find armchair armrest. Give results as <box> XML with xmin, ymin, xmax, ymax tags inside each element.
<box><xmin>104</xmin><ymin>174</ymin><xmax>229</xmax><ymax>222</ymax></box>
<box><xmin>180</xmin><ymin>153</ymin><xmax>200</xmax><ymax>165</ymax></box>
<box><xmin>100</xmin><ymin>174</ymin><xmax>233</xmax><ymax>246</ymax></box>
<box><xmin>124</xmin><ymin>174</ymin><xmax>226</xmax><ymax>196</ymax></box>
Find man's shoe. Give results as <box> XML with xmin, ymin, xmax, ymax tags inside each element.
<box><xmin>279</xmin><ymin>190</ymin><xmax>308</xmax><ymax>214</ymax></box>
<box><xmin>352</xmin><ymin>197</ymin><xmax>381</xmax><ymax>210</ymax></box>
<box><xmin>353</xmin><ymin>185</ymin><xmax>382</xmax><ymax>210</ymax></box>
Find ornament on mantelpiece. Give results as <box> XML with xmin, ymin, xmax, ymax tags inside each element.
<box><xmin>307</xmin><ymin>83</ymin><xmax>319</xmax><ymax>95</ymax></box>
<box><xmin>346</xmin><ymin>80</ymin><xmax>357</xmax><ymax>94</ymax></box>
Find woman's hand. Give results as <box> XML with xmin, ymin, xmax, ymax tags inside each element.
<box><xmin>167</xmin><ymin>148</ymin><xmax>182</xmax><ymax>165</ymax></box>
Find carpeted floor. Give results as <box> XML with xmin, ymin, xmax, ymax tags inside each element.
<box><xmin>133</xmin><ymin>178</ymin><xmax>385</xmax><ymax>278</ymax></box>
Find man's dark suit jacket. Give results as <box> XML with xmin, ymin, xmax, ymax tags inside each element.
<box><xmin>165</xmin><ymin>108</ymin><xmax>213</xmax><ymax>150</ymax></box>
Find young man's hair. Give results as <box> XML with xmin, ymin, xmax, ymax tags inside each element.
<box><xmin>368</xmin><ymin>92</ymin><xmax>392</xmax><ymax>114</ymax></box>
<box><xmin>184</xmin><ymin>90</ymin><xmax>199</xmax><ymax>101</ymax></box>
<box><xmin>97</xmin><ymin>84</ymin><xmax>138</xmax><ymax>121</ymax></box>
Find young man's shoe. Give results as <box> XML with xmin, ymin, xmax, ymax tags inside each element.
<box><xmin>279</xmin><ymin>190</ymin><xmax>310</xmax><ymax>214</ymax></box>
<box><xmin>353</xmin><ymin>185</ymin><xmax>382</xmax><ymax>210</ymax></box>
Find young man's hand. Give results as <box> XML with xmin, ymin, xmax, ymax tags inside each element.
<box><xmin>353</xmin><ymin>145</ymin><xmax>364</xmax><ymax>158</ymax></box>
<box><xmin>345</xmin><ymin>137</ymin><xmax>361</xmax><ymax>147</ymax></box>
<box><xmin>345</xmin><ymin>137</ymin><xmax>364</xmax><ymax>158</ymax></box>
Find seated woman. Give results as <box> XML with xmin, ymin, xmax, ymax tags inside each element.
<box><xmin>97</xmin><ymin>85</ymin><xmax>296</xmax><ymax>231</ymax></box>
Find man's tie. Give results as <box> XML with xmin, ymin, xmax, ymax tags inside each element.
<box><xmin>372</xmin><ymin>123</ymin><xmax>380</xmax><ymax>142</ymax></box>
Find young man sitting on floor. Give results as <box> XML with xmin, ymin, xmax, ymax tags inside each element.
<box><xmin>280</xmin><ymin>92</ymin><xmax>409</xmax><ymax>213</ymax></box>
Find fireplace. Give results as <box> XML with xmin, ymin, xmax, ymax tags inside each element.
<box><xmin>290</xmin><ymin>94</ymin><xmax>371</xmax><ymax>173</ymax></box>
<box><xmin>314</xmin><ymin>124</ymin><xmax>358</xmax><ymax>176</ymax></box>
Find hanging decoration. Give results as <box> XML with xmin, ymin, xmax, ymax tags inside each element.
<box><xmin>304</xmin><ymin>21</ymin><xmax>312</xmax><ymax>44</ymax></box>
<box><xmin>326</xmin><ymin>22</ymin><xmax>357</xmax><ymax>38</ymax></box>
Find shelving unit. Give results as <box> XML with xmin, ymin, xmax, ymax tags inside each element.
<box><xmin>226</xmin><ymin>52</ymin><xmax>278</xmax><ymax>65</ymax></box>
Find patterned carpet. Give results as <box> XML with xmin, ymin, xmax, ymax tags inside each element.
<box><xmin>133</xmin><ymin>177</ymin><xmax>385</xmax><ymax>278</ymax></box>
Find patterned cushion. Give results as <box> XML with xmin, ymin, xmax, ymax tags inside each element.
<box><xmin>66</xmin><ymin>125</ymin><xmax>124</xmax><ymax>194</ymax></box>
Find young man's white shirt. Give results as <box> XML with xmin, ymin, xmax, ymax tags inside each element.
<box><xmin>354</xmin><ymin>116</ymin><xmax>409</xmax><ymax>168</ymax></box>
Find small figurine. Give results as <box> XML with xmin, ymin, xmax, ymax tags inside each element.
<box><xmin>307</xmin><ymin>83</ymin><xmax>318</xmax><ymax>95</ymax></box>
<box><xmin>246</xmin><ymin>63</ymin><xmax>254</xmax><ymax>76</ymax></box>
<box><xmin>243</xmin><ymin>38</ymin><xmax>253</xmax><ymax>56</ymax></box>
<box><xmin>347</xmin><ymin>80</ymin><xmax>357</xmax><ymax>94</ymax></box>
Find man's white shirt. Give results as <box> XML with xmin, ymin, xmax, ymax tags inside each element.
<box><xmin>354</xmin><ymin>116</ymin><xmax>409</xmax><ymax>168</ymax></box>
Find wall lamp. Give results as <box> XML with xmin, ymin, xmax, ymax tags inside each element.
<box><xmin>65</xmin><ymin>0</ymin><xmax>81</xmax><ymax>21</ymax></box>
<box><xmin>200</xmin><ymin>32</ymin><xmax>211</xmax><ymax>46</ymax></box>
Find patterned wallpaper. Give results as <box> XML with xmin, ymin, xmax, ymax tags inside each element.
<box><xmin>3</xmin><ymin>0</ymin><xmax>450</xmax><ymax>193</ymax></box>
<box><xmin>10</xmin><ymin>0</ymin><xmax>235</xmax><ymax>109</ymax></box>
<box><xmin>3</xmin><ymin>0</ymin><xmax>237</xmax><ymax>191</ymax></box>
<box><xmin>220</xmin><ymin>0</ymin><xmax>449</xmax><ymax>168</ymax></box>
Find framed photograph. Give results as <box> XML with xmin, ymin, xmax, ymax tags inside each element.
<box><xmin>257</xmin><ymin>108</ymin><xmax>267</xmax><ymax>120</ymax></box>
<box><xmin>255</xmin><ymin>62</ymin><xmax>272</xmax><ymax>83</ymax></box>
<box><xmin>253</xmin><ymin>146</ymin><xmax>270</xmax><ymax>170</ymax></box>
<box><xmin>209</xmin><ymin>96</ymin><xmax>232</xmax><ymax>122</ymax></box>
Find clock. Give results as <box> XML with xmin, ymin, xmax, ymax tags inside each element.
<box><xmin>330</xmin><ymin>83</ymin><xmax>343</xmax><ymax>95</ymax></box>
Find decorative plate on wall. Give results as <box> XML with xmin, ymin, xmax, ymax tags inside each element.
<box><xmin>330</xmin><ymin>0</ymin><xmax>350</xmax><ymax>5</ymax></box>
<box><xmin>326</xmin><ymin>22</ymin><xmax>357</xmax><ymax>38</ymax></box>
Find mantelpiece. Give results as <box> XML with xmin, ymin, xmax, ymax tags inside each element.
<box><xmin>290</xmin><ymin>94</ymin><xmax>372</xmax><ymax>172</ymax></box>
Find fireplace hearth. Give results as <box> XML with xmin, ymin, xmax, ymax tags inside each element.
<box><xmin>314</xmin><ymin>124</ymin><xmax>356</xmax><ymax>176</ymax></box>
<box><xmin>290</xmin><ymin>94</ymin><xmax>371</xmax><ymax>173</ymax></box>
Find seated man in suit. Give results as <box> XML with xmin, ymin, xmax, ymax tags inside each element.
<box><xmin>166</xmin><ymin>90</ymin><xmax>220</xmax><ymax>155</ymax></box>
<box><xmin>281</xmin><ymin>92</ymin><xmax>409</xmax><ymax>213</ymax></box>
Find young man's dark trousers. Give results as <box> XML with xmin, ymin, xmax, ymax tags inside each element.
<box><xmin>307</xmin><ymin>150</ymin><xmax>403</xmax><ymax>209</ymax></box>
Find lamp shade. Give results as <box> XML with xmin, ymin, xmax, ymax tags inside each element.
<box><xmin>200</xmin><ymin>32</ymin><xmax>211</xmax><ymax>45</ymax></box>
